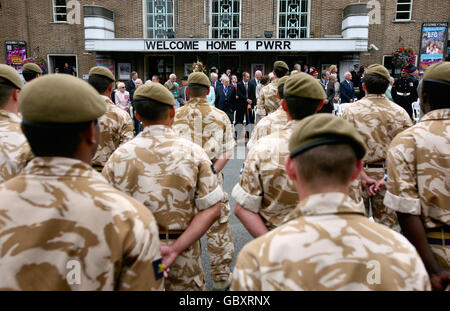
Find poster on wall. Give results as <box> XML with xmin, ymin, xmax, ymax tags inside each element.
<box><xmin>419</xmin><ymin>22</ymin><xmax>448</xmax><ymax>72</ymax></box>
<box><xmin>96</xmin><ymin>58</ymin><xmax>115</xmax><ymax>77</ymax></box>
<box><xmin>5</xmin><ymin>41</ymin><xmax>27</xmax><ymax>70</ymax></box>
<box><xmin>251</xmin><ymin>64</ymin><xmax>265</xmax><ymax>78</ymax></box>
<box><xmin>118</xmin><ymin>63</ymin><xmax>131</xmax><ymax>80</ymax></box>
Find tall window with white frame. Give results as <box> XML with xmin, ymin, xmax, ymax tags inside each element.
<box><xmin>146</xmin><ymin>0</ymin><xmax>174</xmax><ymax>38</ymax></box>
<box><xmin>211</xmin><ymin>0</ymin><xmax>241</xmax><ymax>39</ymax></box>
<box><xmin>278</xmin><ymin>0</ymin><xmax>309</xmax><ymax>38</ymax></box>
<box><xmin>52</xmin><ymin>0</ymin><xmax>67</xmax><ymax>22</ymax></box>
<box><xmin>395</xmin><ymin>0</ymin><xmax>413</xmax><ymax>21</ymax></box>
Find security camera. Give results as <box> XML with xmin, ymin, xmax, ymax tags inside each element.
<box><xmin>368</xmin><ymin>44</ymin><xmax>379</xmax><ymax>51</ymax></box>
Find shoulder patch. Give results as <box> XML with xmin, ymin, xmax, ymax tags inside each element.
<box><xmin>152</xmin><ymin>258</ymin><xmax>164</xmax><ymax>280</ymax></box>
<box><xmin>211</xmin><ymin>164</ymin><xmax>217</xmax><ymax>175</ymax></box>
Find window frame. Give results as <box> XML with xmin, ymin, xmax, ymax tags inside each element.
<box><xmin>209</xmin><ymin>0</ymin><xmax>242</xmax><ymax>39</ymax></box>
<box><xmin>143</xmin><ymin>0</ymin><xmax>176</xmax><ymax>39</ymax></box>
<box><xmin>395</xmin><ymin>0</ymin><xmax>413</xmax><ymax>21</ymax></box>
<box><xmin>52</xmin><ymin>0</ymin><xmax>68</xmax><ymax>23</ymax></box>
<box><xmin>277</xmin><ymin>0</ymin><xmax>311</xmax><ymax>39</ymax></box>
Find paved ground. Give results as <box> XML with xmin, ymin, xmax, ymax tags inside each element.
<box><xmin>200</xmin><ymin>142</ymin><xmax>252</xmax><ymax>290</ymax></box>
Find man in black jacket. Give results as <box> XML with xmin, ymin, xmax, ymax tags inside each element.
<box><xmin>125</xmin><ymin>71</ymin><xmax>138</xmax><ymax>93</ymax></box>
<box><xmin>236</xmin><ymin>72</ymin><xmax>254</xmax><ymax>139</ymax></box>
<box><xmin>215</xmin><ymin>76</ymin><xmax>236</xmax><ymax>123</ymax></box>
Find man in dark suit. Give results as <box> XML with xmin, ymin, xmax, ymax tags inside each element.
<box><xmin>340</xmin><ymin>72</ymin><xmax>355</xmax><ymax>103</ymax></box>
<box><xmin>214</xmin><ymin>76</ymin><xmax>236</xmax><ymax>123</ymax></box>
<box><xmin>210</xmin><ymin>72</ymin><xmax>222</xmax><ymax>91</ymax></box>
<box><xmin>125</xmin><ymin>71</ymin><xmax>138</xmax><ymax>93</ymax></box>
<box><xmin>248</xmin><ymin>70</ymin><xmax>261</xmax><ymax>105</ymax></box>
<box><xmin>177</xmin><ymin>76</ymin><xmax>189</xmax><ymax>108</ymax></box>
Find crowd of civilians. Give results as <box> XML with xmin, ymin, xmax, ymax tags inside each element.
<box><xmin>110</xmin><ymin>63</ymin><xmax>393</xmax><ymax>136</ymax></box>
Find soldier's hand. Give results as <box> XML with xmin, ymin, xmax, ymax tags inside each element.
<box><xmin>430</xmin><ymin>270</ymin><xmax>450</xmax><ymax>291</ymax></box>
<box><xmin>160</xmin><ymin>244</ymin><xmax>179</xmax><ymax>277</ymax></box>
<box><xmin>369</xmin><ymin>178</ymin><xmax>385</xmax><ymax>196</ymax></box>
<box><xmin>361</xmin><ymin>175</ymin><xmax>377</xmax><ymax>195</ymax></box>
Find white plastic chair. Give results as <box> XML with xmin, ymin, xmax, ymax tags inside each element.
<box><xmin>412</xmin><ymin>101</ymin><xmax>420</xmax><ymax>123</ymax></box>
<box><xmin>337</xmin><ymin>103</ymin><xmax>350</xmax><ymax>118</ymax></box>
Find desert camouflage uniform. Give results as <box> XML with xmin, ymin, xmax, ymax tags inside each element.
<box><xmin>342</xmin><ymin>94</ymin><xmax>412</xmax><ymax>231</ymax></box>
<box><xmin>384</xmin><ymin>109</ymin><xmax>450</xmax><ymax>268</ymax></box>
<box><xmin>92</xmin><ymin>95</ymin><xmax>134</xmax><ymax>169</ymax></box>
<box><xmin>173</xmin><ymin>97</ymin><xmax>236</xmax><ymax>283</ymax></box>
<box><xmin>232</xmin><ymin>120</ymin><xmax>300</xmax><ymax>230</ymax></box>
<box><xmin>103</xmin><ymin>125</ymin><xmax>224</xmax><ymax>290</ymax></box>
<box><xmin>0</xmin><ymin>110</ymin><xmax>33</xmax><ymax>183</ymax></box>
<box><xmin>247</xmin><ymin>106</ymin><xmax>287</xmax><ymax>150</ymax></box>
<box><xmin>232</xmin><ymin>192</ymin><xmax>431</xmax><ymax>291</ymax></box>
<box><xmin>255</xmin><ymin>79</ymin><xmax>280</xmax><ymax>117</ymax></box>
<box><xmin>0</xmin><ymin>157</ymin><xmax>163</xmax><ymax>291</ymax></box>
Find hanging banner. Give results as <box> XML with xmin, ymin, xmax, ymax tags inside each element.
<box><xmin>5</xmin><ymin>41</ymin><xmax>27</xmax><ymax>70</ymax></box>
<box><xmin>419</xmin><ymin>22</ymin><xmax>448</xmax><ymax>72</ymax></box>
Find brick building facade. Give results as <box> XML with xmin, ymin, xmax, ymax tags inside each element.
<box><xmin>1</xmin><ymin>0</ymin><xmax>448</xmax><ymax>83</ymax></box>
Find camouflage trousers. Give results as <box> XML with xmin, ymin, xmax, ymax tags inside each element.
<box><xmin>161</xmin><ymin>240</ymin><xmax>205</xmax><ymax>291</ymax></box>
<box><xmin>363</xmin><ymin>168</ymin><xmax>401</xmax><ymax>232</ymax></box>
<box><xmin>206</xmin><ymin>172</ymin><xmax>235</xmax><ymax>282</ymax></box>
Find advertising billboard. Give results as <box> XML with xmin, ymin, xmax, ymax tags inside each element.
<box><xmin>419</xmin><ymin>23</ymin><xmax>448</xmax><ymax>72</ymax></box>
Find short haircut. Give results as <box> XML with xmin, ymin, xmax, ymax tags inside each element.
<box><xmin>277</xmin><ymin>84</ymin><xmax>286</xmax><ymax>99</ymax></box>
<box><xmin>188</xmin><ymin>84</ymin><xmax>209</xmax><ymax>97</ymax></box>
<box><xmin>210</xmin><ymin>72</ymin><xmax>218</xmax><ymax>79</ymax></box>
<box><xmin>284</xmin><ymin>94</ymin><xmax>320</xmax><ymax>120</ymax></box>
<box><xmin>22</xmin><ymin>121</ymin><xmax>93</xmax><ymax>157</ymax></box>
<box><xmin>363</xmin><ymin>73</ymin><xmax>389</xmax><ymax>94</ymax></box>
<box><xmin>0</xmin><ymin>84</ymin><xmax>15</xmax><ymax>108</ymax></box>
<box><xmin>169</xmin><ymin>73</ymin><xmax>176</xmax><ymax>79</ymax></box>
<box><xmin>22</xmin><ymin>70</ymin><xmax>39</xmax><ymax>82</ymax></box>
<box><xmin>293</xmin><ymin>64</ymin><xmax>301</xmax><ymax>71</ymax></box>
<box><xmin>134</xmin><ymin>98</ymin><xmax>172</xmax><ymax>122</ymax></box>
<box><xmin>131</xmin><ymin>71</ymin><xmax>138</xmax><ymax>76</ymax></box>
<box><xmin>274</xmin><ymin>66</ymin><xmax>288</xmax><ymax>78</ymax></box>
<box><xmin>422</xmin><ymin>80</ymin><xmax>450</xmax><ymax>110</ymax></box>
<box><xmin>294</xmin><ymin>144</ymin><xmax>357</xmax><ymax>188</ymax></box>
<box><xmin>88</xmin><ymin>75</ymin><xmax>114</xmax><ymax>94</ymax></box>
<box><xmin>260</xmin><ymin>75</ymin><xmax>269</xmax><ymax>85</ymax></box>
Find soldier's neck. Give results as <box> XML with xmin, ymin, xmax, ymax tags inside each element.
<box><xmin>2</xmin><ymin>100</ymin><xmax>18</xmax><ymax>115</ymax></box>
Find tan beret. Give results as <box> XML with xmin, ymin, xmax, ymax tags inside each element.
<box><xmin>188</xmin><ymin>72</ymin><xmax>211</xmax><ymax>88</ymax></box>
<box><xmin>19</xmin><ymin>74</ymin><xmax>105</xmax><ymax>123</ymax></box>
<box><xmin>0</xmin><ymin>64</ymin><xmax>24</xmax><ymax>89</ymax></box>
<box><xmin>284</xmin><ymin>72</ymin><xmax>326</xmax><ymax>100</ymax></box>
<box><xmin>289</xmin><ymin>114</ymin><xmax>367</xmax><ymax>160</ymax></box>
<box><xmin>277</xmin><ymin>76</ymin><xmax>290</xmax><ymax>88</ymax></box>
<box><xmin>423</xmin><ymin>61</ymin><xmax>450</xmax><ymax>84</ymax></box>
<box><xmin>365</xmin><ymin>64</ymin><xmax>390</xmax><ymax>82</ymax></box>
<box><xmin>89</xmin><ymin>66</ymin><xmax>115</xmax><ymax>81</ymax></box>
<box><xmin>23</xmin><ymin>63</ymin><xmax>43</xmax><ymax>74</ymax></box>
<box><xmin>274</xmin><ymin>60</ymin><xmax>289</xmax><ymax>71</ymax></box>
<box><xmin>134</xmin><ymin>81</ymin><xmax>175</xmax><ymax>106</ymax></box>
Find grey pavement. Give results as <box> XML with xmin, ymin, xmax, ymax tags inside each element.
<box><xmin>201</xmin><ymin>142</ymin><xmax>252</xmax><ymax>291</ymax></box>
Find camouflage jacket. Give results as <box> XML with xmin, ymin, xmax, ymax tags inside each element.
<box><xmin>342</xmin><ymin>94</ymin><xmax>412</xmax><ymax>163</ymax></box>
<box><xmin>92</xmin><ymin>96</ymin><xmax>134</xmax><ymax>167</ymax></box>
<box><xmin>231</xmin><ymin>120</ymin><xmax>299</xmax><ymax>230</ymax></box>
<box><xmin>0</xmin><ymin>157</ymin><xmax>163</xmax><ymax>291</ymax></box>
<box><xmin>173</xmin><ymin>97</ymin><xmax>236</xmax><ymax>162</ymax></box>
<box><xmin>384</xmin><ymin>109</ymin><xmax>450</xmax><ymax>229</ymax></box>
<box><xmin>0</xmin><ymin>109</ymin><xmax>33</xmax><ymax>183</ymax></box>
<box><xmin>102</xmin><ymin>125</ymin><xmax>223</xmax><ymax>231</ymax></box>
<box><xmin>232</xmin><ymin>192</ymin><xmax>431</xmax><ymax>291</ymax></box>
<box><xmin>255</xmin><ymin>79</ymin><xmax>280</xmax><ymax>116</ymax></box>
<box><xmin>247</xmin><ymin>106</ymin><xmax>288</xmax><ymax>150</ymax></box>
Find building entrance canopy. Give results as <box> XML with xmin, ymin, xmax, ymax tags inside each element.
<box><xmin>85</xmin><ymin>38</ymin><xmax>368</xmax><ymax>53</ymax></box>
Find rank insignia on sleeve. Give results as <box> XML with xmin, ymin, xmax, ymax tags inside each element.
<box><xmin>152</xmin><ymin>258</ymin><xmax>164</xmax><ymax>280</ymax></box>
<box><xmin>211</xmin><ymin>164</ymin><xmax>217</xmax><ymax>175</ymax></box>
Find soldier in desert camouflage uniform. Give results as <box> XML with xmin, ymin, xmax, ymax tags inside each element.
<box><xmin>232</xmin><ymin>72</ymin><xmax>327</xmax><ymax>237</ymax></box>
<box><xmin>342</xmin><ymin>64</ymin><xmax>412</xmax><ymax>231</ymax></box>
<box><xmin>172</xmin><ymin>72</ymin><xmax>236</xmax><ymax>290</ymax></box>
<box><xmin>255</xmin><ymin>61</ymin><xmax>289</xmax><ymax>119</ymax></box>
<box><xmin>0</xmin><ymin>74</ymin><xmax>163</xmax><ymax>291</ymax></box>
<box><xmin>384</xmin><ymin>62</ymin><xmax>450</xmax><ymax>291</ymax></box>
<box><xmin>88</xmin><ymin>66</ymin><xmax>134</xmax><ymax>172</ymax></box>
<box><xmin>0</xmin><ymin>64</ymin><xmax>33</xmax><ymax>183</ymax></box>
<box><xmin>232</xmin><ymin>114</ymin><xmax>431</xmax><ymax>291</ymax></box>
<box><xmin>247</xmin><ymin>76</ymin><xmax>289</xmax><ymax>150</ymax></box>
<box><xmin>103</xmin><ymin>82</ymin><xmax>221</xmax><ymax>291</ymax></box>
